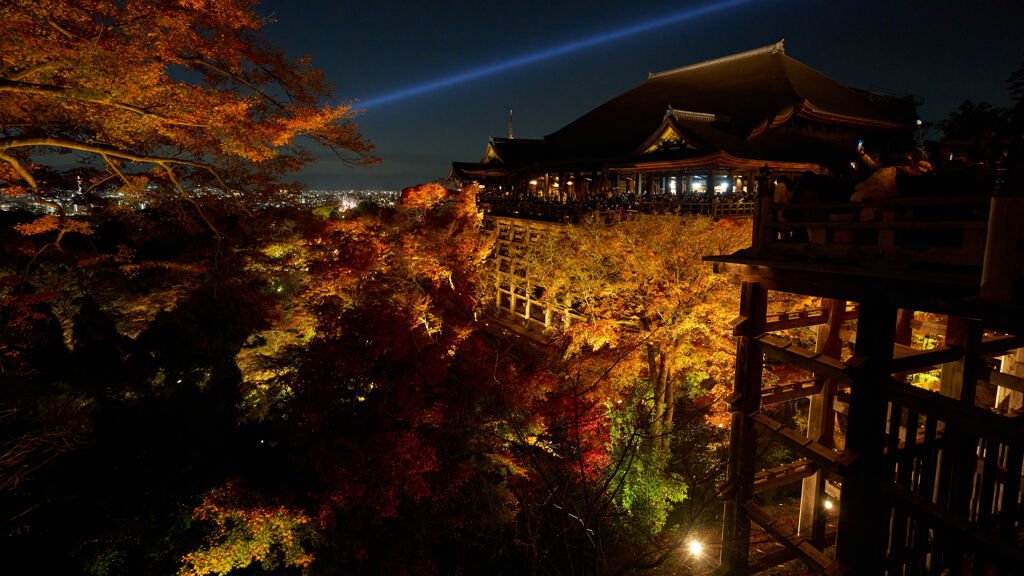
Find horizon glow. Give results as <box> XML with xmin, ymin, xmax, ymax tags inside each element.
<box><xmin>356</xmin><ymin>0</ymin><xmax>760</xmax><ymax>110</ymax></box>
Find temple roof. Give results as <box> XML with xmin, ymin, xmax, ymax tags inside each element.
<box><xmin>544</xmin><ymin>41</ymin><xmax>916</xmax><ymax>160</ymax></box>
<box><xmin>453</xmin><ymin>42</ymin><xmax>919</xmax><ymax>178</ymax></box>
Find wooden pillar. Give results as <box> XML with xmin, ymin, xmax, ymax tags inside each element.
<box><xmin>980</xmin><ymin>170</ymin><xmax>1022</xmax><ymax>303</ymax></box>
<box><xmin>835</xmin><ymin>298</ymin><xmax>896</xmax><ymax>572</ymax></box>
<box><xmin>939</xmin><ymin>316</ymin><xmax>983</xmax><ymax>402</ymax></box>
<box><xmin>935</xmin><ymin>315</ymin><xmax>983</xmax><ymax>570</ymax></box>
<box><xmin>524</xmin><ymin>286</ymin><xmax>533</xmax><ymax>329</ymax></box>
<box><xmin>753</xmin><ymin>167</ymin><xmax>773</xmax><ymax>259</ymax></box>
<box><xmin>996</xmin><ymin>348</ymin><xmax>1024</xmax><ymax>411</ymax></box>
<box><xmin>720</xmin><ymin>282</ymin><xmax>767</xmax><ymax>574</ymax></box>
<box><xmin>798</xmin><ymin>299</ymin><xmax>845</xmax><ymax>544</ymax></box>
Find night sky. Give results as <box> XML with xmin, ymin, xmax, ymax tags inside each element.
<box><xmin>257</xmin><ymin>0</ymin><xmax>1024</xmax><ymax>191</ymax></box>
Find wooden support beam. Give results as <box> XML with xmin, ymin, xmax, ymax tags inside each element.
<box><xmin>760</xmin><ymin>379</ymin><xmax>822</xmax><ymax>405</ymax></box>
<box><xmin>765</xmin><ymin>308</ymin><xmax>829</xmax><ymax>332</ymax></box>
<box><xmin>884</xmin><ymin>381</ymin><xmax>1024</xmax><ymax>445</ymax></box>
<box><xmin>751</xmin><ymin>412</ymin><xmax>856</xmax><ymax>472</ymax></box>
<box><xmin>881</xmin><ymin>482</ymin><xmax>1024</xmax><ymax>570</ymax></box>
<box><xmin>748</xmin><ymin>529</ymin><xmax>838</xmax><ymax>575</ymax></box>
<box><xmin>832</xmin><ymin>398</ymin><xmax>849</xmax><ymax>415</ymax></box>
<box><xmin>890</xmin><ymin>343</ymin><xmax>963</xmax><ymax>374</ymax></box>
<box><xmin>978</xmin><ymin>334</ymin><xmax>1024</xmax><ymax>357</ymax></box>
<box><xmin>754</xmin><ymin>459</ymin><xmax>817</xmax><ymax>493</ymax></box>
<box><xmin>744</xmin><ymin>501</ymin><xmax>848</xmax><ymax>575</ymax></box>
<box><xmin>836</xmin><ymin>299</ymin><xmax>896</xmax><ymax>572</ymax></box>
<box><xmin>756</xmin><ymin>335</ymin><xmax>851</xmax><ymax>384</ymax></box>
<box><xmin>989</xmin><ymin>370</ymin><xmax>1024</xmax><ymax>394</ymax></box>
<box><xmin>765</xmin><ymin>303</ymin><xmax>860</xmax><ymax>330</ymax></box>
<box><xmin>799</xmin><ymin>299</ymin><xmax>844</xmax><ymax>545</ymax></box>
<box><xmin>721</xmin><ymin>282</ymin><xmax>768</xmax><ymax>575</ymax></box>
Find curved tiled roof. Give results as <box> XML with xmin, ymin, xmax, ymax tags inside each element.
<box><xmin>544</xmin><ymin>42</ymin><xmax>916</xmax><ymax>160</ymax></box>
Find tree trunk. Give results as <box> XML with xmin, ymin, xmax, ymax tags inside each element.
<box><xmin>662</xmin><ymin>369</ymin><xmax>674</xmax><ymax>451</ymax></box>
<box><xmin>647</xmin><ymin>343</ymin><xmax>674</xmax><ymax>450</ymax></box>
<box><xmin>647</xmin><ymin>343</ymin><xmax>663</xmax><ymax>443</ymax></box>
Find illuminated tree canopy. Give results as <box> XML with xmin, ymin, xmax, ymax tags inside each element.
<box><xmin>0</xmin><ymin>0</ymin><xmax>376</xmax><ymax>226</ymax></box>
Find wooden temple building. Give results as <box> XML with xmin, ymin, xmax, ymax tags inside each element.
<box><xmin>708</xmin><ymin>169</ymin><xmax>1024</xmax><ymax>573</ymax></box>
<box><xmin>456</xmin><ymin>43</ymin><xmax>1024</xmax><ymax>573</ymax></box>
<box><xmin>451</xmin><ymin>41</ymin><xmax>919</xmax><ymax>217</ymax></box>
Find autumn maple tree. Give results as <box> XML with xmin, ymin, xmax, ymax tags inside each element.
<box><xmin>499</xmin><ymin>213</ymin><xmax>750</xmax><ymax>562</ymax></box>
<box><xmin>0</xmin><ymin>0</ymin><xmax>375</xmax><ymax>232</ymax></box>
<box><xmin>524</xmin><ymin>214</ymin><xmax>750</xmax><ymax>437</ymax></box>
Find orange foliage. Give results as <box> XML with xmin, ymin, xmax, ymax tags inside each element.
<box><xmin>523</xmin><ymin>214</ymin><xmax>751</xmax><ymax>425</ymax></box>
<box><xmin>0</xmin><ymin>0</ymin><xmax>376</xmax><ymax>208</ymax></box>
<box><xmin>181</xmin><ymin>484</ymin><xmax>315</xmax><ymax>576</ymax></box>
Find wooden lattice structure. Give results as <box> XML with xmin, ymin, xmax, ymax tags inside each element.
<box><xmin>484</xmin><ymin>215</ymin><xmax>572</xmax><ymax>338</ymax></box>
<box><xmin>709</xmin><ymin>173</ymin><xmax>1024</xmax><ymax>574</ymax></box>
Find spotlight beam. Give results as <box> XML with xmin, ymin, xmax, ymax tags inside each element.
<box><xmin>357</xmin><ymin>0</ymin><xmax>760</xmax><ymax>110</ymax></box>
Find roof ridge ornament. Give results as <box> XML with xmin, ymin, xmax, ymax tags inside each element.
<box><xmin>665</xmin><ymin>106</ymin><xmax>717</xmax><ymax>122</ymax></box>
<box><xmin>648</xmin><ymin>40</ymin><xmax>786</xmax><ymax>80</ymax></box>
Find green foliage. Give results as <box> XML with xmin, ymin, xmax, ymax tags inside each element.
<box><xmin>605</xmin><ymin>379</ymin><xmax>688</xmax><ymax>541</ymax></box>
<box><xmin>180</xmin><ymin>487</ymin><xmax>316</xmax><ymax>576</ymax></box>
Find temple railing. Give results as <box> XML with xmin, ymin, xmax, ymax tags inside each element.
<box><xmin>754</xmin><ymin>194</ymin><xmax>994</xmax><ymax>272</ymax></box>
<box><xmin>477</xmin><ymin>195</ymin><xmax>754</xmax><ymax>222</ymax></box>
<box><xmin>880</xmin><ymin>380</ymin><xmax>1024</xmax><ymax>572</ymax></box>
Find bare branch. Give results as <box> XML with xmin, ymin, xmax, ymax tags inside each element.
<box><xmin>157</xmin><ymin>162</ymin><xmax>220</xmax><ymax>237</ymax></box>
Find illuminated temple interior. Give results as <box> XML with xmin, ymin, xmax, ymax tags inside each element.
<box><xmin>452</xmin><ymin>41</ymin><xmax>919</xmax><ymax>216</ymax></box>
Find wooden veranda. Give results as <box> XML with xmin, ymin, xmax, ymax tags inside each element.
<box><xmin>709</xmin><ymin>172</ymin><xmax>1024</xmax><ymax>574</ymax></box>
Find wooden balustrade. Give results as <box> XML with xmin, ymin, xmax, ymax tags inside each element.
<box><xmin>754</xmin><ymin>195</ymin><xmax>993</xmax><ymax>270</ymax></box>
<box><xmin>881</xmin><ymin>380</ymin><xmax>1024</xmax><ymax>572</ymax></box>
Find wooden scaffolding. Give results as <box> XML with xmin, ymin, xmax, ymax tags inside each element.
<box><xmin>709</xmin><ymin>172</ymin><xmax>1024</xmax><ymax>574</ymax></box>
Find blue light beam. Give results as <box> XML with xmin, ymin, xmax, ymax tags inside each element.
<box><xmin>357</xmin><ymin>0</ymin><xmax>760</xmax><ymax>110</ymax></box>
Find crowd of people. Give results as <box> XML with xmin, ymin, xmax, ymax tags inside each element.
<box><xmin>478</xmin><ymin>188</ymin><xmax>754</xmax><ymax>222</ymax></box>
<box><xmin>475</xmin><ymin>146</ymin><xmax>1006</xmax><ymax>228</ymax></box>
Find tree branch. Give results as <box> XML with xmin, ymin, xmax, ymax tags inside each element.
<box><xmin>2</xmin><ymin>60</ymin><xmax>57</xmax><ymax>82</ymax></box>
<box><xmin>0</xmin><ymin>79</ymin><xmax>204</xmax><ymax>126</ymax></box>
<box><xmin>0</xmin><ymin>151</ymin><xmax>65</xmax><ymax>220</ymax></box>
<box><xmin>157</xmin><ymin>162</ymin><xmax>221</xmax><ymax>237</ymax></box>
<box><xmin>182</xmin><ymin>55</ymin><xmax>288</xmax><ymax>112</ymax></box>
<box><xmin>0</xmin><ymin>137</ymin><xmax>232</xmax><ymax>191</ymax></box>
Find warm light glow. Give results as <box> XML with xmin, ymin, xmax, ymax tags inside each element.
<box><xmin>529</xmin><ymin>180</ymin><xmax>538</xmax><ymax>185</ymax></box>
<box><xmin>688</xmin><ymin>540</ymin><xmax>703</xmax><ymax>556</ymax></box>
<box><xmin>824</xmin><ymin>499</ymin><xmax>833</xmax><ymax>510</ymax></box>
